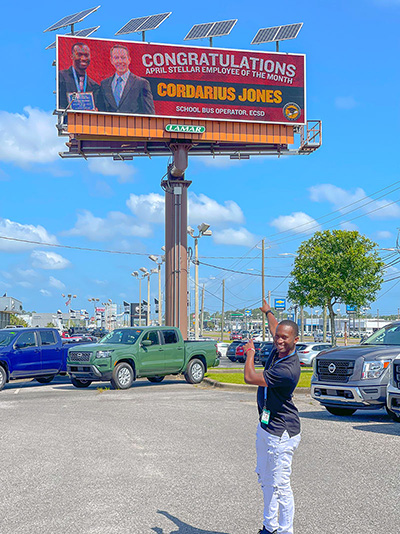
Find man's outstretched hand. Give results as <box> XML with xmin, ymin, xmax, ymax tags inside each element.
<box><xmin>260</xmin><ymin>298</ymin><xmax>271</xmax><ymax>314</ymax></box>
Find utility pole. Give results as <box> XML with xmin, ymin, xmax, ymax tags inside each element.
<box><xmin>262</xmin><ymin>238</ymin><xmax>265</xmax><ymax>341</ymax></box>
<box><xmin>200</xmin><ymin>284</ymin><xmax>205</xmax><ymax>337</ymax></box>
<box><xmin>158</xmin><ymin>266</ymin><xmax>162</xmax><ymax>326</ymax></box>
<box><xmin>194</xmin><ymin>236</ymin><xmax>199</xmax><ymax>339</ymax></box>
<box><xmin>377</xmin><ymin>308</ymin><xmax>380</xmax><ymax>329</ymax></box>
<box><xmin>310</xmin><ymin>308</ymin><xmax>313</xmax><ymax>337</ymax></box>
<box><xmin>221</xmin><ymin>279</ymin><xmax>225</xmax><ymax>342</ymax></box>
<box><xmin>267</xmin><ymin>289</ymin><xmax>271</xmax><ymax>340</ymax></box>
<box><xmin>147</xmin><ymin>274</ymin><xmax>151</xmax><ymax>326</ymax></box>
<box><xmin>300</xmin><ymin>306</ymin><xmax>304</xmax><ymax>341</ymax></box>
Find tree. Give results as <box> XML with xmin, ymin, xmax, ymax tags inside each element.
<box><xmin>46</xmin><ymin>322</ymin><xmax>56</xmax><ymax>328</ymax></box>
<box><xmin>287</xmin><ymin>230</ymin><xmax>384</xmax><ymax>345</ymax></box>
<box><xmin>8</xmin><ymin>314</ymin><xmax>28</xmax><ymax>327</ymax></box>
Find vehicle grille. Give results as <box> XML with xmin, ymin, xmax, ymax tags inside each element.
<box><xmin>317</xmin><ymin>359</ymin><xmax>355</xmax><ymax>383</ymax></box>
<box><xmin>394</xmin><ymin>363</ymin><xmax>400</xmax><ymax>389</ymax></box>
<box><xmin>69</xmin><ymin>351</ymin><xmax>92</xmax><ymax>362</ymax></box>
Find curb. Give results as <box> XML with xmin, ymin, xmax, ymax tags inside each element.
<box><xmin>203</xmin><ymin>378</ymin><xmax>311</xmax><ymax>395</ymax></box>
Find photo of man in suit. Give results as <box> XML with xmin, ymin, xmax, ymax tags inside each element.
<box><xmin>97</xmin><ymin>44</ymin><xmax>155</xmax><ymax>115</ymax></box>
<box><xmin>58</xmin><ymin>43</ymin><xmax>100</xmax><ymax>110</ymax></box>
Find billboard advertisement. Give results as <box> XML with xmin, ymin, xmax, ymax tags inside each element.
<box><xmin>57</xmin><ymin>35</ymin><xmax>306</xmax><ymax>125</ymax></box>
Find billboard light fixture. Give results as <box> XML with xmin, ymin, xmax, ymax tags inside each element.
<box><xmin>115</xmin><ymin>12</ymin><xmax>171</xmax><ymax>41</ymax></box>
<box><xmin>44</xmin><ymin>6</ymin><xmax>100</xmax><ymax>33</ymax></box>
<box><xmin>251</xmin><ymin>22</ymin><xmax>303</xmax><ymax>52</ymax></box>
<box><xmin>46</xmin><ymin>26</ymin><xmax>100</xmax><ymax>50</ymax></box>
<box><xmin>184</xmin><ymin>19</ymin><xmax>237</xmax><ymax>47</ymax></box>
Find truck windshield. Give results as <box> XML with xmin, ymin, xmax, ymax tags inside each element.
<box><xmin>0</xmin><ymin>331</ymin><xmax>18</xmax><ymax>346</ymax></box>
<box><xmin>362</xmin><ymin>324</ymin><xmax>400</xmax><ymax>346</ymax></box>
<box><xmin>99</xmin><ymin>329</ymin><xmax>143</xmax><ymax>345</ymax></box>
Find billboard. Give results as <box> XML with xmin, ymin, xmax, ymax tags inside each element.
<box><xmin>57</xmin><ymin>35</ymin><xmax>306</xmax><ymax>125</ymax></box>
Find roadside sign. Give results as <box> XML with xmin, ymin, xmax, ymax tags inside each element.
<box><xmin>245</xmin><ymin>309</ymin><xmax>251</xmax><ymax>316</ymax></box>
<box><xmin>231</xmin><ymin>313</ymin><xmax>244</xmax><ymax>317</ymax></box>
<box><xmin>287</xmin><ymin>313</ymin><xmax>295</xmax><ymax>320</ymax></box>
<box><xmin>274</xmin><ymin>298</ymin><xmax>286</xmax><ymax>310</ymax></box>
<box><xmin>346</xmin><ymin>305</ymin><xmax>356</xmax><ymax>313</ymax></box>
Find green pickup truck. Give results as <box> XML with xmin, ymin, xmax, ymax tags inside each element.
<box><xmin>67</xmin><ymin>326</ymin><xmax>219</xmax><ymax>389</ymax></box>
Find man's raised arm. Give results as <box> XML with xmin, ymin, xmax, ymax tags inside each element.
<box><xmin>260</xmin><ymin>299</ymin><xmax>278</xmax><ymax>338</ymax></box>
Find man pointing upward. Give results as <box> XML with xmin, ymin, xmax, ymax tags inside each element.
<box><xmin>244</xmin><ymin>299</ymin><xmax>301</xmax><ymax>534</ymax></box>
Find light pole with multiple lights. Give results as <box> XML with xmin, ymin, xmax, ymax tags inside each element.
<box><xmin>187</xmin><ymin>223</ymin><xmax>212</xmax><ymax>339</ymax></box>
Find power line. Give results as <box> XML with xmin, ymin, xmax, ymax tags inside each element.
<box><xmin>196</xmin><ymin>259</ymin><xmax>289</xmax><ymax>278</ymax></box>
<box><xmin>0</xmin><ymin>235</ymin><xmax>152</xmax><ymax>256</ymax></box>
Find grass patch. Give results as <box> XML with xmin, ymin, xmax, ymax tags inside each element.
<box><xmin>205</xmin><ymin>369</ymin><xmax>313</xmax><ymax>388</ymax></box>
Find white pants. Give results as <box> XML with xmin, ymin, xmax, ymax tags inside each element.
<box><xmin>255</xmin><ymin>423</ymin><xmax>301</xmax><ymax>534</ymax></box>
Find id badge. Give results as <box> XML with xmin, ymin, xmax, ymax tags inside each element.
<box><xmin>261</xmin><ymin>408</ymin><xmax>270</xmax><ymax>425</ymax></box>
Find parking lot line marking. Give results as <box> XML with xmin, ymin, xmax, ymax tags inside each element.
<box><xmin>14</xmin><ymin>389</ymin><xmax>20</xmax><ymax>395</ymax></box>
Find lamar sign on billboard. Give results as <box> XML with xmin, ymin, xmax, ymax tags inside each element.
<box><xmin>57</xmin><ymin>35</ymin><xmax>305</xmax><ymax>125</ymax></box>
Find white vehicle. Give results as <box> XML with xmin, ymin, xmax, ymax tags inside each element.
<box><xmin>216</xmin><ymin>342</ymin><xmax>230</xmax><ymax>358</ymax></box>
<box><xmin>297</xmin><ymin>343</ymin><xmax>332</xmax><ymax>366</ymax></box>
<box><xmin>386</xmin><ymin>356</ymin><xmax>400</xmax><ymax>422</ymax></box>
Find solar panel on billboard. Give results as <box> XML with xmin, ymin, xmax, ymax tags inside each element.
<box><xmin>251</xmin><ymin>26</ymin><xmax>280</xmax><ymax>45</ymax></box>
<box><xmin>137</xmin><ymin>12</ymin><xmax>171</xmax><ymax>32</ymax></box>
<box><xmin>115</xmin><ymin>16</ymin><xmax>151</xmax><ymax>35</ymax></box>
<box><xmin>46</xmin><ymin>26</ymin><xmax>100</xmax><ymax>50</ymax></box>
<box><xmin>184</xmin><ymin>22</ymin><xmax>215</xmax><ymax>41</ymax></box>
<box><xmin>207</xmin><ymin>19</ymin><xmax>237</xmax><ymax>38</ymax></box>
<box><xmin>44</xmin><ymin>6</ymin><xmax>100</xmax><ymax>33</ymax></box>
<box><xmin>275</xmin><ymin>23</ymin><xmax>303</xmax><ymax>41</ymax></box>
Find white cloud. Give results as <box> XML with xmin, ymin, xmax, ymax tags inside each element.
<box><xmin>31</xmin><ymin>251</ymin><xmax>71</xmax><ymax>270</ymax></box>
<box><xmin>0</xmin><ymin>107</ymin><xmax>64</xmax><ymax>166</ymax></box>
<box><xmin>196</xmin><ymin>156</ymin><xmax>243</xmax><ymax>168</ymax></box>
<box><xmin>127</xmin><ymin>192</ymin><xmax>244</xmax><ymax>227</ymax></box>
<box><xmin>375</xmin><ymin>230</ymin><xmax>393</xmax><ymax>240</ymax></box>
<box><xmin>65</xmin><ymin>210</ymin><xmax>151</xmax><ymax>241</ymax></box>
<box><xmin>126</xmin><ymin>193</ymin><xmax>165</xmax><ymax>224</ymax></box>
<box><xmin>270</xmin><ymin>212</ymin><xmax>321</xmax><ymax>234</ymax></box>
<box><xmin>335</xmin><ymin>96</ymin><xmax>358</xmax><ymax>110</ymax></box>
<box><xmin>40</xmin><ymin>289</ymin><xmax>52</xmax><ymax>297</ymax></box>
<box><xmin>18</xmin><ymin>281</ymin><xmax>33</xmax><ymax>288</ymax></box>
<box><xmin>309</xmin><ymin>184</ymin><xmax>400</xmax><ymax>220</ymax></box>
<box><xmin>340</xmin><ymin>222</ymin><xmax>358</xmax><ymax>231</ymax></box>
<box><xmin>88</xmin><ymin>159</ymin><xmax>135</xmax><ymax>184</ymax></box>
<box><xmin>189</xmin><ymin>193</ymin><xmax>244</xmax><ymax>226</ymax></box>
<box><xmin>213</xmin><ymin>227</ymin><xmax>258</xmax><ymax>246</ymax></box>
<box><xmin>0</xmin><ymin>218</ymin><xmax>57</xmax><ymax>252</ymax></box>
<box><xmin>16</xmin><ymin>268</ymin><xmax>37</xmax><ymax>279</ymax></box>
<box><xmin>49</xmin><ymin>276</ymin><xmax>66</xmax><ymax>290</ymax></box>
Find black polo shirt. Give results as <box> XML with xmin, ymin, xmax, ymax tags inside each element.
<box><xmin>257</xmin><ymin>347</ymin><xmax>301</xmax><ymax>437</ymax></box>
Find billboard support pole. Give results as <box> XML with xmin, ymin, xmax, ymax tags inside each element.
<box><xmin>162</xmin><ymin>143</ymin><xmax>192</xmax><ymax>339</ymax></box>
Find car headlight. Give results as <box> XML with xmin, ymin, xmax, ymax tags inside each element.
<box><xmin>361</xmin><ymin>360</ymin><xmax>390</xmax><ymax>380</ymax></box>
<box><xmin>96</xmin><ymin>350</ymin><xmax>114</xmax><ymax>359</ymax></box>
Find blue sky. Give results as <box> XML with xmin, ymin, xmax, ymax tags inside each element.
<box><xmin>0</xmin><ymin>0</ymin><xmax>399</xmax><ymax>318</ymax></box>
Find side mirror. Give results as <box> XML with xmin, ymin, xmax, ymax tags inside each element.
<box><xmin>141</xmin><ymin>340</ymin><xmax>152</xmax><ymax>347</ymax></box>
<box><xmin>14</xmin><ymin>343</ymin><xmax>22</xmax><ymax>350</ymax></box>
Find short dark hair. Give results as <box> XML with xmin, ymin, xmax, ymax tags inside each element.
<box><xmin>71</xmin><ymin>42</ymin><xmax>87</xmax><ymax>53</ymax></box>
<box><xmin>278</xmin><ymin>320</ymin><xmax>299</xmax><ymax>337</ymax></box>
<box><xmin>110</xmin><ymin>44</ymin><xmax>130</xmax><ymax>56</ymax></box>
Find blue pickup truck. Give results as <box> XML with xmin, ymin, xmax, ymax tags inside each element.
<box><xmin>0</xmin><ymin>327</ymin><xmax>89</xmax><ymax>391</ymax></box>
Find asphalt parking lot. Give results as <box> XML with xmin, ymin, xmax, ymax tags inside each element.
<box><xmin>0</xmin><ymin>377</ymin><xmax>399</xmax><ymax>534</ymax></box>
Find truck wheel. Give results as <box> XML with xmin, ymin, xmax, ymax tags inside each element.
<box><xmin>111</xmin><ymin>362</ymin><xmax>134</xmax><ymax>389</ymax></box>
<box><xmin>71</xmin><ymin>377</ymin><xmax>92</xmax><ymax>388</ymax></box>
<box><xmin>385</xmin><ymin>405</ymin><xmax>400</xmax><ymax>423</ymax></box>
<box><xmin>326</xmin><ymin>406</ymin><xmax>357</xmax><ymax>416</ymax></box>
<box><xmin>147</xmin><ymin>376</ymin><xmax>165</xmax><ymax>383</ymax></box>
<box><xmin>184</xmin><ymin>358</ymin><xmax>205</xmax><ymax>384</ymax></box>
<box><xmin>36</xmin><ymin>375</ymin><xmax>55</xmax><ymax>384</ymax></box>
<box><xmin>0</xmin><ymin>366</ymin><xmax>6</xmax><ymax>391</ymax></box>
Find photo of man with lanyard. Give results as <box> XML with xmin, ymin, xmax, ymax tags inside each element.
<box><xmin>58</xmin><ymin>43</ymin><xmax>99</xmax><ymax>110</ymax></box>
<box><xmin>244</xmin><ymin>300</ymin><xmax>301</xmax><ymax>534</ymax></box>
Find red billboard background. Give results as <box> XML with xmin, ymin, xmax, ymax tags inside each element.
<box><xmin>57</xmin><ymin>35</ymin><xmax>306</xmax><ymax>125</ymax></box>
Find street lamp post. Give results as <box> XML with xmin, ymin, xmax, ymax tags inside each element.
<box><xmin>132</xmin><ymin>271</ymin><xmax>147</xmax><ymax>326</ymax></box>
<box><xmin>62</xmin><ymin>293</ymin><xmax>76</xmax><ymax>328</ymax></box>
<box><xmin>149</xmin><ymin>254</ymin><xmax>165</xmax><ymax>326</ymax></box>
<box><xmin>88</xmin><ymin>298</ymin><xmax>99</xmax><ymax>326</ymax></box>
<box><xmin>187</xmin><ymin>223</ymin><xmax>212</xmax><ymax>339</ymax></box>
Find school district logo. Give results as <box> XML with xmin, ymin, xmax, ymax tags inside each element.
<box><xmin>283</xmin><ymin>102</ymin><xmax>301</xmax><ymax>121</ymax></box>
<box><xmin>328</xmin><ymin>363</ymin><xmax>336</xmax><ymax>373</ymax></box>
